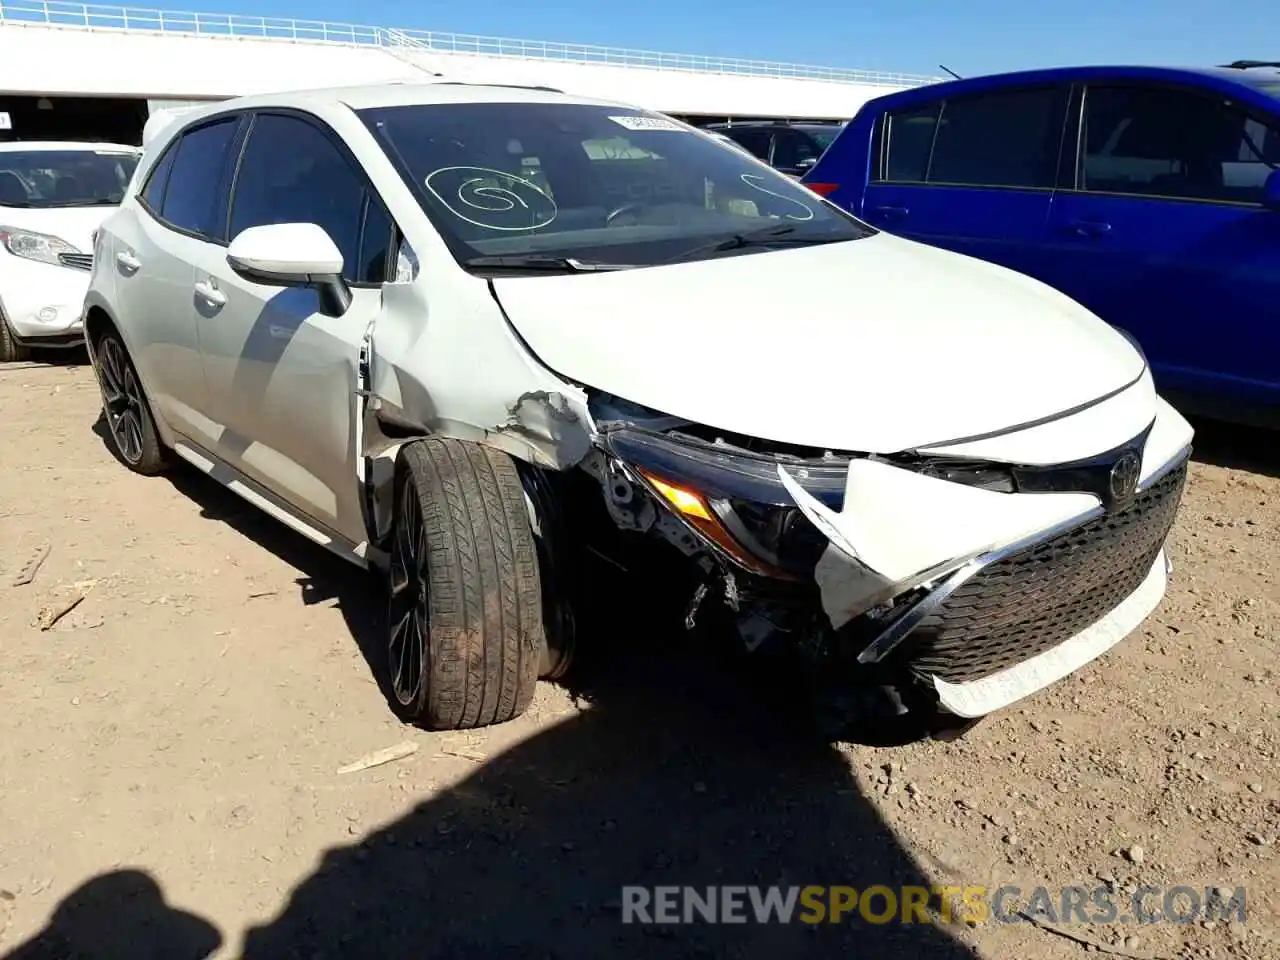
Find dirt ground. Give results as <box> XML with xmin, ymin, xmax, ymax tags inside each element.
<box><xmin>0</xmin><ymin>355</ymin><xmax>1276</xmax><ymax>960</ymax></box>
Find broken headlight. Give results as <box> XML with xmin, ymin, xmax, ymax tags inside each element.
<box><xmin>602</xmin><ymin>426</ymin><xmax>849</xmax><ymax>579</ymax></box>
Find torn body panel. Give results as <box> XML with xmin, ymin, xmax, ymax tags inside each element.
<box><xmin>356</xmin><ymin>277</ymin><xmax>594</xmax><ymax>546</ymax></box>
<box><xmin>778</xmin><ymin>385</ymin><xmax>1194</xmax><ymax>632</ymax></box>
<box><xmin>779</xmin><ymin>460</ymin><xmax>1099</xmax><ymax>623</ymax></box>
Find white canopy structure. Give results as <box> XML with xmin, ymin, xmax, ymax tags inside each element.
<box><xmin>0</xmin><ymin>1</ymin><xmax>940</xmax><ymax>120</ymax></box>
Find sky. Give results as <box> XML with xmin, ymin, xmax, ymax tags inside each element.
<box><xmin>191</xmin><ymin>0</ymin><xmax>1272</xmax><ymax>77</ymax></box>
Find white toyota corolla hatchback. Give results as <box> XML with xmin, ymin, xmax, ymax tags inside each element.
<box><xmin>0</xmin><ymin>140</ymin><xmax>140</xmax><ymax>361</ymax></box>
<box><xmin>84</xmin><ymin>82</ymin><xmax>1193</xmax><ymax>734</ymax></box>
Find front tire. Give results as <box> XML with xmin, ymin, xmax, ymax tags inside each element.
<box><xmin>0</xmin><ymin>315</ymin><xmax>29</xmax><ymax>363</ymax></box>
<box><xmin>386</xmin><ymin>438</ymin><xmax>543</xmax><ymax>729</ymax></box>
<box><xmin>92</xmin><ymin>331</ymin><xmax>167</xmax><ymax>475</ymax></box>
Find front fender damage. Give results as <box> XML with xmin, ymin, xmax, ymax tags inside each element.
<box><xmin>355</xmin><ymin>282</ymin><xmax>594</xmax><ymax>546</ymax></box>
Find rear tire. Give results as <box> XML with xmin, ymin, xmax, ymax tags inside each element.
<box><xmin>0</xmin><ymin>316</ymin><xmax>29</xmax><ymax>363</ymax></box>
<box><xmin>92</xmin><ymin>330</ymin><xmax>168</xmax><ymax>475</ymax></box>
<box><xmin>386</xmin><ymin>438</ymin><xmax>543</xmax><ymax>729</ymax></box>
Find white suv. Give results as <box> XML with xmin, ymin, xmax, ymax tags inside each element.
<box><xmin>84</xmin><ymin>83</ymin><xmax>1194</xmax><ymax>734</ymax></box>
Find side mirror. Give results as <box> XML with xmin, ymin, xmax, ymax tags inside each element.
<box><xmin>227</xmin><ymin>222</ymin><xmax>352</xmax><ymax>317</ymax></box>
<box><xmin>1264</xmin><ymin>169</ymin><xmax>1280</xmax><ymax>211</ymax></box>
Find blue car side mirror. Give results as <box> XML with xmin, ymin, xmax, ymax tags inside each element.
<box><xmin>1264</xmin><ymin>168</ymin><xmax>1280</xmax><ymax>210</ymax></box>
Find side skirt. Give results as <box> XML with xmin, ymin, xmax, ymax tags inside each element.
<box><xmin>170</xmin><ymin>439</ymin><xmax>381</xmax><ymax>571</ymax></box>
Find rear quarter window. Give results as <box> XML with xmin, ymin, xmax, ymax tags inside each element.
<box><xmin>882</xmin><ymin>104</ymin><xmax>941</xmax><ymax>182</ymax></box>
<box><xmin>139</xmin><ymin>142</ymin><xmax>177</xmax><ymax>212</ymax></box>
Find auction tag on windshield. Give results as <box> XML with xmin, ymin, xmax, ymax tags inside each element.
<box><xmin>608</xmin><ymin>114</ymin><xmax>684</xmax><ymax>132</ymax></box>
<box><xmin>0</xmin><ymin>113</ymin><xmax>11</xmax><ymax>131</ymax></box>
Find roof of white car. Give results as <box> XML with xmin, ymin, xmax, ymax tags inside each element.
<box><xmin>196</xmin><ymin>81</ymin><xmax>635</xmax><ymax>115</ymax></box>
<box><xmin>0</xmin><ymin>140</ymin><xmax>139</xmax><ymax>153</ymax></box>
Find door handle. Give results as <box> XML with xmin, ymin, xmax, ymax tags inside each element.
<box><xmin>872</xmin><ymin>205</ymin><xmax>909</xmax><ymax>220</ymax></box>
<box><xmin>1066</xmin><ymin>219</ymin><xmax>1112</xmax><ymax>238</ymax></box>
<box><xmin>194</xmin><ymin>280</ymin><xmax>227</xmax><ymax>307</ymax></box>
<box><xmin>115</xmin><ymin>250</ymin><xmax>141</xmax><ymax>271</ymax></box>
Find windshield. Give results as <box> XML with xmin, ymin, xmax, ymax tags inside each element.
<box><xmin>0</xmin><ymin>148</ymin><xmax>139</xmax><ymax>208</ymax></box>
<box><xmin>360</xmin><ymin>102</ymin><xmax>873</xmax><ymax>269</ymax></box>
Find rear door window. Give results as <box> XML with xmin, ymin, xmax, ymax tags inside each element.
<box><xmin>928</xmin><ymin>87</ymin><xmax>1065</xmax><ymax>188</ymax></box>
<box><xmin>159</xmin><ymin>117</ymin><xmax>240</xmax><ymax>239</ymax></box>
<box><xmin>879</xmin><ymin>87</ymin><xmax>1066</xmax><ymax>189</ymax></box>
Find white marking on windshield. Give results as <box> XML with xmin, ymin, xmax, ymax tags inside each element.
<box><xmin>424</xmin><ymin>165</ymin><xmax>558</xmax><ymax>232</ymax></box>
<box><xmin>739</xmin><ymin>174</ymin><xmax>815</xmax><ymax>221</ymax></box>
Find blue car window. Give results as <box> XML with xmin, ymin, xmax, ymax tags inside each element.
<box><xmin>927</xmin><ymin>87</ymin><xmax>1062</xmax><ymax>189</ymax></box>
<box><xmin>882</xmin><ymin>104</ymin><xmax>941</xmax><ymax>182</ymax></box>
<box><xmin>1081</xmin><ymin>84</ymin><xmax>1280</xmax><ymax>205</ymax></box>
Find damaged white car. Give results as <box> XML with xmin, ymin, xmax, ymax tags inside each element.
<box><xmin>83</xmin><ymin>83</ymin><xmax>1193</xmax><ymax>734</ymax></box>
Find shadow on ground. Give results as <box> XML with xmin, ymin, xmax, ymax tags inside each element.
<box><xmin>1186</xmin><ymin>414</ymin><xmax>1280</xmax><ymax>480</ymax></box>
<box><xmin>7</xmin><ymin>346</ymin><xmax>89</xmax><ymax>369</ymax></box>
<box><xmin>233</xmin><ymin>642</ymin><xmax>979</xmax><ymax>959</ymax></box>
<box><xmin>0</xmin><ymin>870</ymin><xmax>220</xmax><ymax>959</ymax></box>
<box><xmin>3</xmin><ymin>637</ymin><xmax>981</xmax><ymax>958</ymax></box>
<box><xmin>24</xmin><ymin>449</ymin><xmax>982</xmax><ymax>958</ymax></box>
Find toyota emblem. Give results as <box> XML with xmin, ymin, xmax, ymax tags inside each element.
<box><xmin>1108</xmin><ymin>452</ymin><xmax>1142</xmax><ymax>505</ymax></box>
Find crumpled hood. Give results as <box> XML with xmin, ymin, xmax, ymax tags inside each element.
<box><xmin>492</xmin><ymin>232</ymin><xmax>1148</xmax><ymax>454</ymax></box>
<box><xmin>0</xmin><ymin>205</ymin><xmax>115</xmax><ymax>254</ymax></box>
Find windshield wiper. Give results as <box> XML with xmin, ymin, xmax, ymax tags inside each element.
<box><xmin>37</xmin><ymin>199</ymin><xmax>113</xmax><ymax>208</ymax></box>
<box><xmin>462</xmin><ymin>254</ymin><xmax>636</xmax><ymax>273</ymax></box>
<box><xmin>662</xmin><ymin>224</ymin><xmax>841</xmax><ymax>264</ymax></box>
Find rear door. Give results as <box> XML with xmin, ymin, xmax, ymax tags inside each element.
<box><xmin>861</xmin><ymin>83</ymin><xmax>1071</xmax><ymax>277</ymax></box>
<box><xmin>109</xmin><ymin>114</ymin><xmax>243</xmax><ymax>450</ymax></box>
<box><xmin>1044</xmin><ymin>81</ymin><xmax>1280</xmax><ymax>406</ymax></box>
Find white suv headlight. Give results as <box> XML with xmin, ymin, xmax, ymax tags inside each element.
<box><xmin>0</xmin><ymin>225</ymin><xmax>80</xmax><ymax>266</ymax></box>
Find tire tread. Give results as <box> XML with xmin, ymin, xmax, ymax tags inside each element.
<box><xmin>399</xmin><ymin>438</ymin><xmax>542</xmax><ymax>729</ymax></box>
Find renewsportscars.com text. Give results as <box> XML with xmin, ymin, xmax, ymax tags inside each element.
<box><xmin>620</xmin><ymin>884</ymin><xmax>1248</xmax><ymax>926</ymax></box>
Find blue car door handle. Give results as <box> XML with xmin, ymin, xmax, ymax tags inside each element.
<box><xmin>1066</xmin><ymin>219</ymin><xmax>1112</xmax><ymax>238</ymax></box>
<box><xmin>872</xmin><ymin>205</ymin><xmax>909</xmax><ymax>220</ymax></box>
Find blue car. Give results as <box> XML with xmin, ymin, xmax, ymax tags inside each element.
<box><xmin>803</xmin><ymin>62</ymin><xmax>1280</xmax><ymax>424</ymax></box>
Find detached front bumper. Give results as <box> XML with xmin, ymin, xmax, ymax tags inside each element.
<box><xmin>1</xmin><ymin>256</ymin><xmax>92</xmax><ymax>346</ymax></box>
<box><xmin>877</xmin><ymin>454</ymin><xmax>1186</xmax><ymax>716</ymax></box>
<box><xmin>597</xmin><ymin>389</ymin><xmax>1193</xmax><ymax>720</ymax></box>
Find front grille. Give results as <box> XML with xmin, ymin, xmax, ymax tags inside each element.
<box><xmin>58</xmin><ymin>252</ymin><xmax>93</xmax><ymax>271</ymax></box>
<box><xmin>902</xmin><ymin>461</ymin><xmax>1188</xmax><ymax>684</ymax></box>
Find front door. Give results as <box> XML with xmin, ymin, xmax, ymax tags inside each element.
<box><xmin>1044</xmin><ymin>82</ymin><xmax>1280</xmax><ymax>407</ymax></box>
<box><xmin>191</xmin><ymin>111</ymin><xmax>398</xmax><ymax>546</ymax></box>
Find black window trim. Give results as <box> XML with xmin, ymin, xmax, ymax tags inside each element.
<box><xmin>875</xmin><ymin>82</ymin><xmax>1072</xmax><ymax>194</ymax></box>
<box><xmin>1065</xmin><ymin>77</ymin><xmax>1280</xmax><ymax>209</ymax></box>
<box><xmin>136</xmin><ymin>112</ymin><xmax>247</xmax><ymax>244</ymax></box>
<box><xmin>224</xmin><ymin>106</ymin><xmax>401</xmax><ymax>288</ymax></box>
